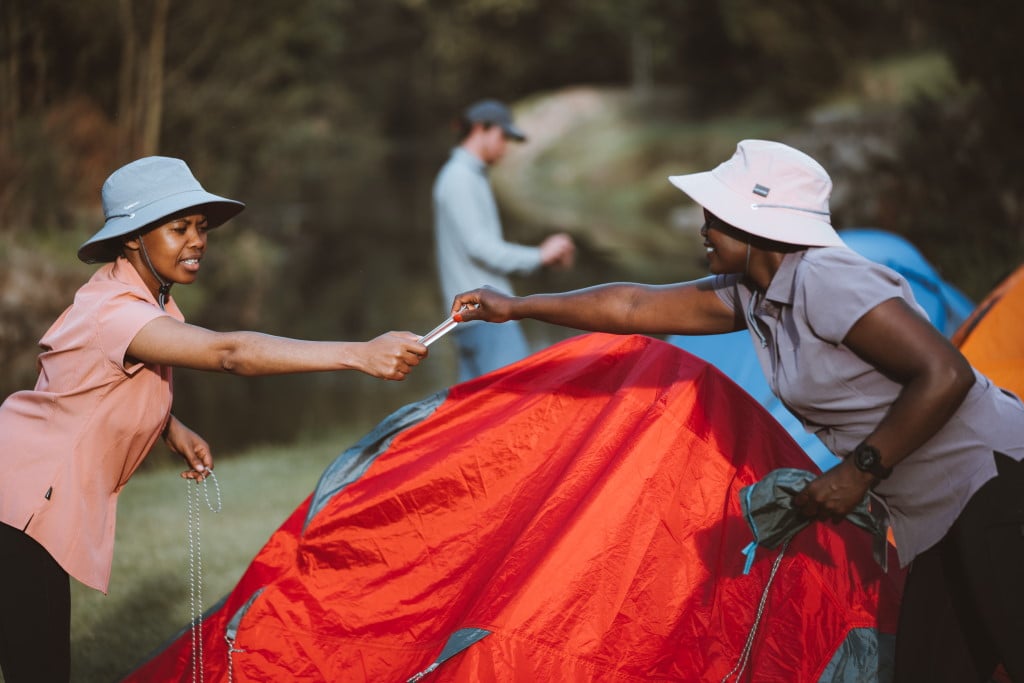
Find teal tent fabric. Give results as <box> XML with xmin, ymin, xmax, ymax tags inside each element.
<box><xmin>739</xmin><ymin>468</ymin><xmax>889</xmax><ymax>573</ymax></box>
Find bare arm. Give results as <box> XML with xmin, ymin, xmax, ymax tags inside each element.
<box><xmin>793</xmin><ymin>297</ymin><xmax>976</xmax><ymax>519</ymax></box>
<box><xmin>845</xmin><ymin>298</ymin><xmax>976</xmax><ymax>464</ymax></box>
<box><xmin>127</xmin><ymin>317</ymin><xmax>427</xmax><ymax>380</ymax></box>
<box><xmin>452</xmin><ymin>278</ymin><xmax>744</xmax><ymax>336</ymax></box>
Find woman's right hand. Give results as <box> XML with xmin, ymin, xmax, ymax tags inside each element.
<box><xmin>357</xmin><ymin>332</ymin><xmax>426</xmax><ymax>380</ymax></box>
<box><xmin>162</xmin><ymin>415</ymin><xmax>214</xmax><ymax>481</ymax></box>
<box><xmin>451</xmin><ymin>286</ymin><xmax>516</xmax><ymax>323</ymax></box>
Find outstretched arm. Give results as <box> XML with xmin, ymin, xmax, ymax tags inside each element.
<box><xmin>127</xmin><ymin>318</ymin><xmax>427</xmax><ymax>380</ymax></box>
<box><xmin>451</xmin><ymin>278</ymin><xmax>744</xmax><ymax>337</ymax></box>
<box><xmin>793</xmin><ymin>297</ymin><xmax>976</xmax><ymax>520</ymax></box>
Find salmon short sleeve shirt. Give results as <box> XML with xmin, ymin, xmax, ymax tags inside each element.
<box><xmin>0</xmin><ymin>258</ymin><xmax>184</xmax><ymax>592</ymax></box>
<box><xmin>711</xmin><ymin>247</ymin><xmax>1024</xmax><ymax>567</ymax></box>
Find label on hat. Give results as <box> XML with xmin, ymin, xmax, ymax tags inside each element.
<box><xmin>753</xmin><ymin>184</ymin><xmax>770</xmax><ymax>197</ymax></box>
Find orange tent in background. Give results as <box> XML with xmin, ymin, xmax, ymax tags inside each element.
<box><xmin>952</xmin><ymin>265</ymin><xmax>1024</xmax><ymax>397</ymax></box>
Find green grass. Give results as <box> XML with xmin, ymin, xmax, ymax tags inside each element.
<box><xmin>66</xmin><ymin>431</ymin><xmax>360</xmax><ymax>682</ymax></box>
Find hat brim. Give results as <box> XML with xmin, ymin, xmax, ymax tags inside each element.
<box><xmin>669</xmin><ymin>172</ymin><xmax>846</xmax><ymax>248</ymax></box>
<box><xmin>502</xmin><ymin>124</ymin><xmax>527</xmax><ymax>142</ymax></box>
<box><xmin>78</xmin><ymin>189</ymin><xmax>244</xmax><ymax>263</ymax></box>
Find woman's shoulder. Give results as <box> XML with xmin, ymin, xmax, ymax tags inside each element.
<box><xmin>801</xmin><ymin>246</ymin><xmax>873</xmax><ymax>269</ymax></box>
<box><xmin>797</xmin><ymin>247</ymin><xmax>901</xmax><ymax>288</ymax></box>
<box><xmin>74</xmin><ymin>262</ymin><xmax>150</xmax><ymax>305</ymax></box>
<box><xmin>68</xmin><ymin>260</ymin><xmax>181</xmax><ymax>330</ymax></box>
<box><xmin>793</xmin><ymin>246</ymin><xmax>916</xmax><ymax>335</ymax></box>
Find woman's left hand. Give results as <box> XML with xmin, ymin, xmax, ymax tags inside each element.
<box><xmin>163</xmin><ymin>415</ymin><xmax>214</xmax><ymax>480</ymax></box>
<box><xmin>791</xmin><ymin>459</ymin><xmax>875</xmax><ymax>522</ymax></box>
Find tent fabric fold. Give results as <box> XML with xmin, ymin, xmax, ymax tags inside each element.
<box><xmin>123</xmin><ymin>333</ymin><xmax>903</xmax><ymax>683</ymax></box>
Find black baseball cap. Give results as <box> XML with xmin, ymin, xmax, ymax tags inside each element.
<box><xmin>463</xmin><ymin>99</ymin><xmax>527</xmax><ymax>142</ymax></box>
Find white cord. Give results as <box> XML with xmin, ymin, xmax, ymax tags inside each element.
<box><xmin>720</xmin><ymin>539</ymin><xmax>789</xmax><ymax>683</ymax></box>
<box><xmin>226</xmin><ymin>637</ymin><xmax>245</xmax><ymax>683</ymax></box>
<box><xmin>187</xmin><ymin>472</ymin><xmax>222</xmax><ymax>683</ymax></box>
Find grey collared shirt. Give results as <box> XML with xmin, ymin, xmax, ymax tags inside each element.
<box><xmin>433</xmin><ymin>147</ymin><xmax>542</xmax><ymax>308</ymax></box>
<box><xmin>712</xmin><ymin>247</ymin><xmax>1024</xmax><ymax>566</ymax></box>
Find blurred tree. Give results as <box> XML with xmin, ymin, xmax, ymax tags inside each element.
<box><xmin>116</xmin><ymin>0</ymin><xmax>171</xmax><ymax>159</ymax></box>
<box><xmin>700</xmin><ymin>0</ymin><xmax>911</xmax><ymax>112</ymax></box>
<box><xmin>877</xmin><ymin>0</ymin><xmax>1024</xmax><ymax>297</ymax></box>
<box><xmin>0</xmin><ymin>0</ymin><xmax>119</xmax><ymax>230</ymax></box>
<box><xmin>1</xmin><ymin>0</ymin><xmax>914</xmax><ymax>236</ymax></box>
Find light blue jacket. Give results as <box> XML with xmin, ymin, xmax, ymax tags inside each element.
<box><xmin>433</xmin><ymin>147</ymin><xmax>542</xmax><ymax>308</ymax></box>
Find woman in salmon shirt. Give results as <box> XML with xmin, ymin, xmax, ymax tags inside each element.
<box><xmin>0</xmin><ymin>156</ymin><xmax>428</xmax><ymax>682</ymax></box>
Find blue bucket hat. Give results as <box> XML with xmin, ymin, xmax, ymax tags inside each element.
<box><xmin>78</xmin><ymin>156</ymin><xmax>245</xmax><ymax>264</ymax></box>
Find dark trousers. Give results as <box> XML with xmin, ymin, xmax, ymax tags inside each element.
<box><xmin>0</xmin><ymin>522</ymin><xmax>71</xmax><ymax>683</ymax></box>
<box><xmin>894</xmin><ymin>453</ymin><xmax>1024</xmax><ymax>683</ymax></box>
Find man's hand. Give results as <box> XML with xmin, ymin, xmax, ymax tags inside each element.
<box><xmin>539</xmin><ymin>232</ymin><xmax>576</xmax><ymax>269</ymax></box>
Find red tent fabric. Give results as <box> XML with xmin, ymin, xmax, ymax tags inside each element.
<box><xmin>124</xmin><ymin>333</ymin><xmax>903</xmax><ymax>682</ymax></box>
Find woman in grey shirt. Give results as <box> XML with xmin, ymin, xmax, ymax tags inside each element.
<box><xmin>448</xmin><ymin>139</ymin><xmax>1024</xmax><ymax>682</ymax></box>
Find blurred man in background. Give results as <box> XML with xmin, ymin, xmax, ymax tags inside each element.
<box><xmin>433</xmin><ymin>98</ymin><xmax>576</xmax><ymax>382</ymax></box>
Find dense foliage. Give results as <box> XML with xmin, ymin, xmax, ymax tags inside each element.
<box><xmin>1</xmin><ymin>0</ymin><xmax>913</xmax><ymax>231</ymax></box>
<box><xmin>1</xmin><ymin>1</ymin><xmax>1021</xmax><ymax>447</ymax></box>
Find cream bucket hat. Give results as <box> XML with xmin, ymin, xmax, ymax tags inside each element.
<box><xmin>669</xmin><ymin>140</ymin><xmax>845</xmax><ymax>248</ymax></box>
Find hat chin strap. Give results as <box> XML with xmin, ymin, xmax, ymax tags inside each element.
<box><xmin>138</xmin><ymin>235</ymin><xmax>172</xmax><ymax>311</ymax></box>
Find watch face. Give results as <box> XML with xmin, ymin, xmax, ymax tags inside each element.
<box><xmin>854</xmin><ymin>444</ymin><xmax>880</xmax><ymax>471</ymax></box>
<box><xmin>856</xmin><ymin>449</ymin><xmax>877</xmax><ymax>469</ymax></box>
<box><xmin>853</xmin><ymin>443</ymin><xmax>891</xmax><ymax>479</ymax></box>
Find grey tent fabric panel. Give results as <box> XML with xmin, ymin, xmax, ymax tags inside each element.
<box><xmin>432</xmin><ymin>627</ymin><xmax>491</xmax><ymax>665</ymax></box>
<box><xmin>405</xmin><ymin>627</ymin><xmax>492</xmax><ymax>682</ymax></box>
<box><xmin>225</xmin><ymin>588</ymin><xmax>267</xmax><ymax>642</ymax></box>
<box><xmin>740</xmin><ymin>468</ymin><xmax>886</xmax><ymax>550</ymax></box>
<box><xmin>817</xmin><ymin>628</ymin><xmax>895</xmax><ymax>683</ymax></box>
<box><xmin>739</xmin><ymin>468</ymin><xmax>891</xmax><ymax>572</ymax></box>
<box><xmin>304</xmin><ymin>389</ymin><xmax>449</xmax><ymax>529</ymax></box>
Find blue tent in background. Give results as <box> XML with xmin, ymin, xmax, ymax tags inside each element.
<box><xmin>668</xmin><ymin>228</ymin><xmax>976</xmax><ymax>471</ymax></box>
<box><xmin>838</xmin><ymin>229</ymin><xmax>975</xmax><ymax>337</ymax></box>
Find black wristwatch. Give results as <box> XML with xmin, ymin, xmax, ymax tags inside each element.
<box><xmin>852</xmin><ymin>442</ymin><xmax>892</xmax><ymax>480</ymax></box>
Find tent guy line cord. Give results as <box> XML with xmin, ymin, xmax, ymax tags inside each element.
<box><xmin>187</xmin><ymin>471</ymin><xmax>222</xmax><ymax>683</ymax></box>
<box><xmin>720</xmin><ymin>539</ymin><xmax>789</xmax><ymax>683</ymax></box>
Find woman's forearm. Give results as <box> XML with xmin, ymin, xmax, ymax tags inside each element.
<box><xmin>455</xmin><ymin>279</ymin><xmax>738</xmax><ymax>336</ymax></box>
<box><xmin>509</xmin><ymin>284</ymin><xmax>650</xmax><ymax>333</ymax></box>
<box><xmin>213</xmin><ymin>332</ymin><xmax>363</xmax><ymax>375</ymax></box>
<box><xmin>128</xmin><ymin>318</ymin><xmax>423</xmax><ymax>380</ymax></box>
